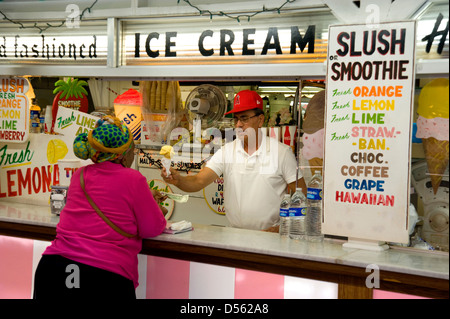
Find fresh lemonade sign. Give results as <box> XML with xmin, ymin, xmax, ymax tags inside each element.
<box><xmin>0</xmin><ymin>133</ymin><xmax>75</xmax><ymax>205</ymax></box>
<box><xmin>323</xmin><ymin>21</ymin><xmax>416</xmax><ymax>244</ymax></box>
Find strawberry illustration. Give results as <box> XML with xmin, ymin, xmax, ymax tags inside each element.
<box><xmin>52</xmin><ymin>78</ymin><xmax>89</xmax><ymax>132</ymax></box>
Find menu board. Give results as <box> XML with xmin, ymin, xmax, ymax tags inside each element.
<box><xmin>322</xmin><ymin>21</ymin><xmax>416</xmax><ymax>244</ymax></box>
<box><xmin>0</xmin><ymin>77</ymin><xmax>30</xmax><ymax>143</ymax></box>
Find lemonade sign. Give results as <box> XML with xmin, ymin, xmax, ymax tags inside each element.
<box><xmin>0</xmin><ymin>77</ymin><xmax>30</xmax><ymax>143</ymax></box>
<box><xmin>54</xmin><ymin>106</ymin><xmax>98</xmax><ymax>137</ymax></box>
<box><xmin>0</xmin><ymin>133</ymin><xmax>73</xmax><ymax>205</ymax></box>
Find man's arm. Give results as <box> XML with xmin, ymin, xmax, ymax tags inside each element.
<box><xmin>161</xmin><ymin>166</ymin><xmax>219</xmax><ymax>193</ymax></box>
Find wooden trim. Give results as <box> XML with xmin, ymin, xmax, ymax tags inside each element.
<box><xmin>0</xmin><ymin>221</ymin><xmax>56</xmax><ymax>242</ymax></box>
<box><xmin>338</xmin><ymin>276</ymin><xmax>373</xmax><ymax>299</ymax></box>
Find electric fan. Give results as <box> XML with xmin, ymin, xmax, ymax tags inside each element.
<box><xmin>185</xmin><ymin>84</ymin><xmax>227</xmax><ymax>129</ymax></box>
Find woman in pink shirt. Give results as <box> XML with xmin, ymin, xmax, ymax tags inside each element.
<box><xmin>34</xmin><ymin>116</ymin><xmax>167</xmax><ymax>299</ymax></box>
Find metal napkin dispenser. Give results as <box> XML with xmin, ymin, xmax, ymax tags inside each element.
<box><xmin>50</xmin><ymin>185</ymin><xmax>68</xmax><ymax>215</ymax></box>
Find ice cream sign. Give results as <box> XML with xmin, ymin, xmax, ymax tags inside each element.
<box><xmin>0</xmin><ymin>77</ymin><xmax>30</xmax><ymax>143</ymax></box>
<box><xmin>323</xmin><ymin>21</ymin><xmax>416</xmax><ymax>244</ymax></box>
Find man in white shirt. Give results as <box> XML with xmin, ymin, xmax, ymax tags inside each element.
<box><xmin>162</xmin><ymin>90</ymin><xmax>306</xmax><ymax>231</ymax></box>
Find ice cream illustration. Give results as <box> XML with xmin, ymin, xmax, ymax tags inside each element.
<box><xmin>302</xmin><ymin>90</ymin><xmax>325</xmax><ymax>175</ymax></box>
<box><xmin>160</xmin><ymin>145</ymin><xmax>174</xmax><ymax>177</ymax></box>
<box><xmin>416</xmin><ymin>78</ymin><xmax>449</xmax><ymax>194</ymax></box>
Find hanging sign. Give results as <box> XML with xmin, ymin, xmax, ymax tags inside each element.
<box><xmin>0</xmin><ymin>35</ymin><xmax>107</xmax><ymax>65</ymax></box>
<box><xmin>323</xmin><ymin>21</ymin><xmax>416</xmax><ymax>244</ymax></box>
<box><xmin>122</xmin><ymin>15</ymin><xmax>327</xmax><ymax>65</ymax></box>
<box><xmin>0</xmin><ymin>77</ymin><xmax>30</xmax><ymax>143</ymax></box>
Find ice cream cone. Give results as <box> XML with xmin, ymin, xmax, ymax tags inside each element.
<box><xmin>302</xmin><ymin>90</ymin><xmax>325</xmax><ymax>177</ymax></box>
<box><xmin>308</xmin><ymin>157</ymin><xmax>323</xmax><ymax>176</ymax></box>
<box><xmin>160</xmin><ymin>145</ymin><xmax>174</xmax><ymax>177</ymax></box>
<box><xmin>422</xmin><ymin>137</ymin><xmax>449</xmax><ymax>194</ymax></box>
<box><xmin>416</xmin><ymin>78</ymin><xmax>449</xmax><ymax>195</ymax></box>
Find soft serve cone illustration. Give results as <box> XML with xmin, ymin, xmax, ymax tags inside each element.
<box><xmin>302</xmin><ymin>90</ymin><xmax>325</xmax><ymax>175</ymax></box>
<box><xmin>416</xmin><ymin>78</ymin><xmax>449</xmax><ymax>194</ymax></box>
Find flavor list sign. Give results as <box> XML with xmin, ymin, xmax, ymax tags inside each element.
<box><xmin>323</xmin><ymin>21</ymin><xmax>416</xmax><ymax>244</ymax></box>
<box><xmin>0</xmin><ymin>77</ymin><xmax>30</xmax><ymax>143</ymax></box>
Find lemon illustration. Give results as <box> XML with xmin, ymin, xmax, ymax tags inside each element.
<box><xmin>47</xmin><ymin>139</ymin><xmax>68</xmax><ymax>164</ymax></box>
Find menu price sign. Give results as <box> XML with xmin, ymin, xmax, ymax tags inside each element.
<box><xmin>0</xmin><ymin>77</ymin><xmax>30</xmax><ymax>143</ymax></box>
<box><xmin>323</xmin><ymin>21</ymin><xmax>416</xmax><ymax>244</ymax></box>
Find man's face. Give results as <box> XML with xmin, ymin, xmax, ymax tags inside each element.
<box><xmin>233</xmin><ymin>110</ymin><xmax>263</xmax><ymax>144</ymax></box>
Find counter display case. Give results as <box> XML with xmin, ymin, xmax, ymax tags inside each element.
<box><xmin>0</xmin><ymin>201</ymin><xmax>448</xmax><ymax>299</ymax></box>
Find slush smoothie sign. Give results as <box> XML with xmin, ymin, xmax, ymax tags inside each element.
<box><xmin>323</xmin><ymin>21</ymin><xmax>416</xmax><ymax>244</ymax></box>
<box><xmin>0</xmin><ymin>77</ymin><xmax>30</xmax><ymax>143</ymax></box>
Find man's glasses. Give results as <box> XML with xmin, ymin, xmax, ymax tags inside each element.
<box><xmin>232</xmin><ymin>114</ymin><xmax>260</xmax><ymax>125</ymax></box>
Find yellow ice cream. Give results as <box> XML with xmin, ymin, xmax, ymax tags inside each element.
<box><xmin>160</xmin><ymin>145</ymin><xmax>174</xmax><ymax>159</ymax></box>
<box><xmin>417</xmin><ymin>78</ymin><xmax>449</xmax><ymax>119</ymax></box>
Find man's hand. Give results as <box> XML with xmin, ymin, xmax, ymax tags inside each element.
<box><xmin>161</xmin><ymin>167</ymin><xmax>181</xmax><ymax>186</ymax></box>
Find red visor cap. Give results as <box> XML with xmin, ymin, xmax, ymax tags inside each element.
<box><xmin>225</xmin><ymin>90</ymin><xmax>263</xmax><ymax>115</ymax></box>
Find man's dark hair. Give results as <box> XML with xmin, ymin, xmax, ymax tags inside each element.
<box><xmin>253</xmin><ymin>108</ymin><xmax>265</xmax><ymax>117</ymax></box>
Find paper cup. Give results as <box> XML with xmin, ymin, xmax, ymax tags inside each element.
<box><xmin>58</xmin><ymin>159</ymin><xmax>82</xmax><ymax>186</ymax></box>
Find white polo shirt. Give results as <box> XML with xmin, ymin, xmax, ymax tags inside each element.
<box><xmin>206</xmin><ymin>135</ymin><xmax>299</xmax><ymax>230</ymax></box>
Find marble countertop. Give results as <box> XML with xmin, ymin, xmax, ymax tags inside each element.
<box><xmin>0</xmin><ymin>200</ymin><xmax>448</xmax><ymax>280</ymax></box>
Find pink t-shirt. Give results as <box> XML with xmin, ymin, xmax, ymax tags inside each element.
<box><xmin>44</xmin><ymin>161</ymin><xmax>166</xmax><ymax>288</ymax></box>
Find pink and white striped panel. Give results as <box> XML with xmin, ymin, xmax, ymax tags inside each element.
<box><xmin>0</xmin><ymin>236</ymin><xmax>431</xmax><ymax>299</ymax></box>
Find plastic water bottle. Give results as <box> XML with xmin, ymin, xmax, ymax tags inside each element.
<box><xmin>279</xmin><ymin>194</ymin><xmax>291</xmax><ymax>237</ymax></box>
<box><xmin>289</xmin><ymin>188</ymin><xmax>307</xmax><ymax>240</ymax></box>
<box><xmin>30</xmin><ymin>99</ymin><xmax>41</xmax><ymax>133</ymax></box>
<box><xmin>306</xmin><ymin>171</ymin><xmax>324</xmax><ymax>242</ymax></box>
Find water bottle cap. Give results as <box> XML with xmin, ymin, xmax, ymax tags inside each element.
<box><xmin>296</xmin><ymin>188</ymin><xmax>302</xmax><ymax>191</ymax></box>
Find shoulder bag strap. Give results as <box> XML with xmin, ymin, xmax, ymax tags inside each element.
<box><xmin>79</xmin><ymin>167</ymin><xmax>136</xmax><ymax>238</ymax></box>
